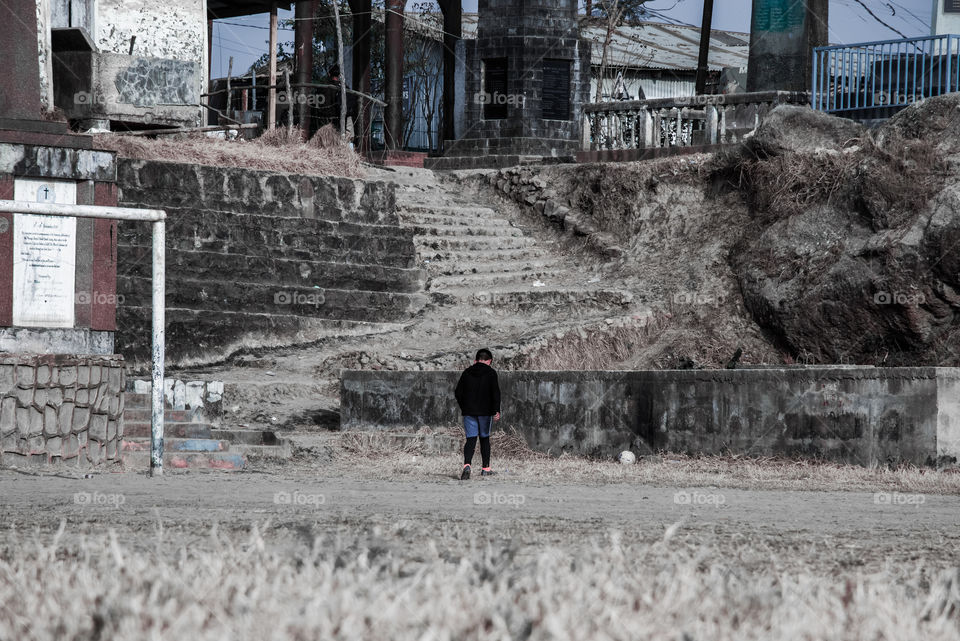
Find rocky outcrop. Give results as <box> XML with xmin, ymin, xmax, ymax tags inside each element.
<box><xmin>732</xmin><ymin>97</ymin><xmax>960</xmax><ymax>365</ymax></box>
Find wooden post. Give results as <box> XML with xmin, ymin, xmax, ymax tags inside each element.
<box><xmin>285</xmin><ymin>68</ymin><xmax>293</xmax><ymax>134</ymax></box>
<box><xmin>226</xmin><ymin>56</ymin><xmax>234</xmax><ymax>123</ymax></box>
<box><xmin>268</xmin><ymin>2</ymin><xmax>278</xmax><ymax>129</ymax></box>
<box><xmin>332</xmin><ymin>0</ymin><xmax>347</xmax><ymax>139</ymax></box>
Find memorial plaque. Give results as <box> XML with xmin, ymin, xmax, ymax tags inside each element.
<box><xmin>12</xmin><ymin>179</ymin><xmax>77</xmax><ymax>328</ymax></box>
<box><xmin>947</xmin><ymin>0</ymin><xmax>960</xmax><ymax>14</ymax></box>
<box><xmin>483</xmin><ymin>58</ymin><xmax>508</xmax><ymax>120</ymax></box>
<box><xmin>542</xmin><ymin>59</ymin><xmax>571</xmax><ymax>120</ymax></box>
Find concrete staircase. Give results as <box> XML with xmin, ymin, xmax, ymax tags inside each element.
<box><xmin>168</xmin><ymin>166</ymin><xmax>644</xmax><ymax>437</ymax></box>
<box><xmin>394</xmin><ymin>170</ymin><xmax>634</xmax><ymax>317</ymax></box>
<box><xmin>121</xmin><ymin>386</ymin><xmax>292</xmax><ymax>471</ymax></box>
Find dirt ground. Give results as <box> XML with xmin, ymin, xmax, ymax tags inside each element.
<box><xmin>4</xmin><ymin>452</ymin><xmax>960</xmax><ymax>570</ymax></box>
<box><xmin>4</xmin><ymin>451</ymin><xmax>960</xmax><ymax>640</ymax></box>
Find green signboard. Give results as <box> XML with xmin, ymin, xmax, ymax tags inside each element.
<box><xmin>752</xmin><ymin>0</ymin><xmax>806</xmax><ymax>33</ymax></box>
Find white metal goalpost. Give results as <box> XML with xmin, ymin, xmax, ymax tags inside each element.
<box><xmin>0</xmin><ymin>199</ymin><xmax>167</xmax><ymax>476</ymax></box>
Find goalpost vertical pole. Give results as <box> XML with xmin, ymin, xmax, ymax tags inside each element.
<box><xmin>150</xmin><ymin>218</ymin><xmax>165</xmax><ymax>476</ymax></box>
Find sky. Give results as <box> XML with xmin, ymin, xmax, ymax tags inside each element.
<box><xmin>210</xmin><ymin>0</ymin><xmax>933</xmax><ymax>79</ymax></box>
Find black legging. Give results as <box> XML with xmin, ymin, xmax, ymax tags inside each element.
<box><xmin>463</xmin><ymin>436</ymin><xmax>491</xmax><ymax>468</ymax></box>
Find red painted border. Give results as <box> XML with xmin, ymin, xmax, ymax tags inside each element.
<box><xmin>91</xmin><ymin>182</ymin><xmax>118</xmax><ymax>331</ymax></box>
<box><xmin>0</xmin><ymin>176</ymin><xmax>14</xmax><ymax>327</ymax></box>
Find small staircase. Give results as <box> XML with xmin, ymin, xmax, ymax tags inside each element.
<box><xmin>121</xmin><ymin>384</ymin><xmax>292</xmax><ymax>471</ymax></box>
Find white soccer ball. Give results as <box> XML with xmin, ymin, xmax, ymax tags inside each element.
<box><xmin>617</xmin><ymin>450</ymin><xmax>636</xmax><ymax>465</ymax></box>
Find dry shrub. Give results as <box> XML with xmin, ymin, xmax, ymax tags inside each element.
<box><xmin>310</xmin><ymin>124</ymin><xmax>342</xmax><ymax>149</ymax></box>
<box><xmin>256</xmin><ymin>126</ymin><xmax>305</xmax><ymax>146</ymax></box>
<box><xmin>858</xmin><ymin>134</ymin><xmax>949</xmax><ymax>230</ymax></box>
<box><xmin>729</xmin><ymin>132</ymin><xmax>948</xmax><ymax>229</ymax></box>
<box><xmin>735</xmin><ymin>148</ymin><xmax>858</xmax><ymax>219</ymax></box>
<box><xmin>93</xmin><ymin>129</ymin><xmax>365</xmax><ymax>178</ymax></box>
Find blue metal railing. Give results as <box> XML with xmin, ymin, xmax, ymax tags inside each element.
<box><xmin>812</xmin><ymin>34</ymin><xmax>960</xmax><ymax>118</ymax></box>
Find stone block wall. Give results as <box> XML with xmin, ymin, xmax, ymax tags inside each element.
<box><xmin>114</xmin><ymin>160</ymin><xmax>427</xmax><ymax>366</ymax></box>
<box><xmin>0</xmin><ymin>354</ymin><xmax>124</xmax><ymax>467</ymax></box>
<box><xmin>341</xmin><ymin>367</ymin><xmax>960</xmax><ymax>466</ymax></box>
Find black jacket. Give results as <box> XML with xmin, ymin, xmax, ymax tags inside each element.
<box><xmin>454</xmin><ymin>363</ymin><xmax>501</xmax><ymax>416</ymax></box>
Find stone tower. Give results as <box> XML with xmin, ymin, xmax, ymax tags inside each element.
<box><xmin>428</xmin><ymin>0</ymin><xmax>591</xmax><ymax>169</ymax></box>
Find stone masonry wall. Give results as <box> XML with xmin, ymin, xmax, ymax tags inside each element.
<box><xmin>342</xmin><ymin>367</ymin><xmax>960</xmax><ymax>466</ymax></box>
<box><xmin>114</xmin><ymin>159</ymin><xmax>426</xmax><ymax>366</ymax></box>
<box><xmin>0</xmin><ymin>354</ymin><xmax>124</xmax><ymax>467</ymax></box>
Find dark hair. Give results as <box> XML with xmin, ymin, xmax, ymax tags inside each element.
<box><xmin>328</xmin><ymin>65</ymin><xmax>341</xmax><ymax>78</ymax></box>
<box><xmin>475</xmin><ymin>348</ymin><xmax>493</xmax><ymax>362</ymax></box>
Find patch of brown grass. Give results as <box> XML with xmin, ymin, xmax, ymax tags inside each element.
<box><xmin>727</xmin><ymin>133</ymin><xmax>948</xmax><ymax>229</ymax></box>
<box><xmin>93</xmin><ymin>130</ymin><xmax>365</xmax><ymax>178</ymax></box>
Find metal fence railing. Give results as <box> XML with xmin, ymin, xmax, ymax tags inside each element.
<box><xmin>812</xmin><ymin>34</ymin><xmax>960</xmax><ymax>119</ymax></box>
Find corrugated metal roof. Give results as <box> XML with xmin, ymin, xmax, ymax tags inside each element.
<box><xmin>457</xmin><ymin>14</ymin><xmax>748</xmax><ymax>73</ymax></box>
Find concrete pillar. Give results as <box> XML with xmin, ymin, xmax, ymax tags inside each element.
<box><xmin>747</xmin><ymin>0</ymin><xmax>828</xmax><ymax>92</ymax></box>
<box><xmin>439</xmin><ymin>0</ymin><xmax>462</xmax><ymax>148</ymax></box>
<box><xmin>0</xmin><ymin>0</ymin><xmax>44</xmax><ymax>120</ymax></box>
<box><xmin>706</xmin><ymin>105</ymin><xmax>719</xmax><ymax>144</ymax></box>
<box><xmin>932</xmin><ymin>0</ymin><xmax>960</xmax><ymax>35</ymax></box>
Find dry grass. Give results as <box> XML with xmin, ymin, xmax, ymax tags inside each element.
<box><xmin>93</xmin><ymin>130</ymin><xmax>365</xmax><ymax>178</ymax></box>
<box><xmin>3</xmin><ymin>521</ymin><xmax>960</xmax><ymax>640</ymax></box>
<box><xmin>727</xmin><ymin>133</ymin><xmax>948</xmax><ymax>229</ymax></box>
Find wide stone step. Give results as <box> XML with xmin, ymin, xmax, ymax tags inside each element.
<box><xmin>121</xmin><ymin>449</ymin><xmax>247</xmax><ymax>471</ymax></box>
<box><xmin>433</xmin><ymin>287</ymin><xmax>635</xmax><ymax>312</ymax></box>
<box><xmin>123</xmin><ymin>407</ymin><xmax>209</xmax><ymax>422</ymax></box>
<box><xmin>428</xmin><ymin>269</ymin><xmax>565</xmax><ymax>290</ymax></box>
<box><xmin>117</xmin><ymin>248</ymin><xmax>425</xmax><ymax>293</ymax></box>
<box><xmin>210</xmin><ymin>428</ymin><xmax>283</xmax><ymax>446</ymax></box>
<box><xmin>116</xmin><ymin>307</ymin><xmax>408</xmax><ymax>363</ymax></box>
<box><xmin>117</xmin><ymin>277</ymin><xmax>428</xmax><ymax>322</ymax></box>
<box><xmin>403</xmin><ymin>223</ymin><xmax>524</xmax><ymax>238</ymax></box>
<box><xmin>400</xmin><ymin>204</ymin><xmax>498</xmax><ymax>218</ymax></box>
<box><xmin>398</xmin><ymin>212</ymin><xmax>515</xmax><ymax>228</ymax></box>
<box><xmin>427</xmin><ymin>258</ymin><xmax>562</xmax><ymax>275</ymax></box>
<box><xmin>400</xmin><ymin>210</ymin><xmax>511</xmax><ymax>227</ymax></box>
<box><xmin>123</xmin><ymin>422</ymin><xmax>215</xmax><ymax>439</ymax></box>
<box><xmin>417</xmin><ymin>247</ymin><xmax>549</xmax><ymax>263</ymax></box>
<box><xmin>119</xmin><ymin>212</ymin><xmax>417</xmax><ymax>269</ymax></box>
<box><xmin>127</xmin><ymin>206</ymin><xmax>410</xmax><ymax>238</ymax></box>
<box><xmin>413</xmin><ymin>235</ymin><xmax>535</xmax><ymax>251</ymax></box>
<box><xmin>123</xmin><ymin>435</ymin><xmax>291</xmax><ymax>459</ymax></box>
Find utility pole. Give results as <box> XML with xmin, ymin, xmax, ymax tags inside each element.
<box><xmin>695</xmin><ymin>0</ymin><xmax>715</xmax><ymax>94</ymax></box>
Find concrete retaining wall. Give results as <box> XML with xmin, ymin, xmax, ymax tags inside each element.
<box><xmin>341</xmin><ymin>367</ymin><xmax>960</xmax><ymax>466</ymax></box>
<box><xmin>0</xmin><ymin>353</ymin><xmax>124</xmax><ymax>467</ymax></box>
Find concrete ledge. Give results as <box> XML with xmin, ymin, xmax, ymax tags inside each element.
<box><xmin>341</xmin><ymin>367</ymin><xmax>960</xmax><ymax>466</ymax></box>
<box><xmin>576</xmin><ymin>144</ymin><xmax>727</xmax><ymax>164</ymax></box>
